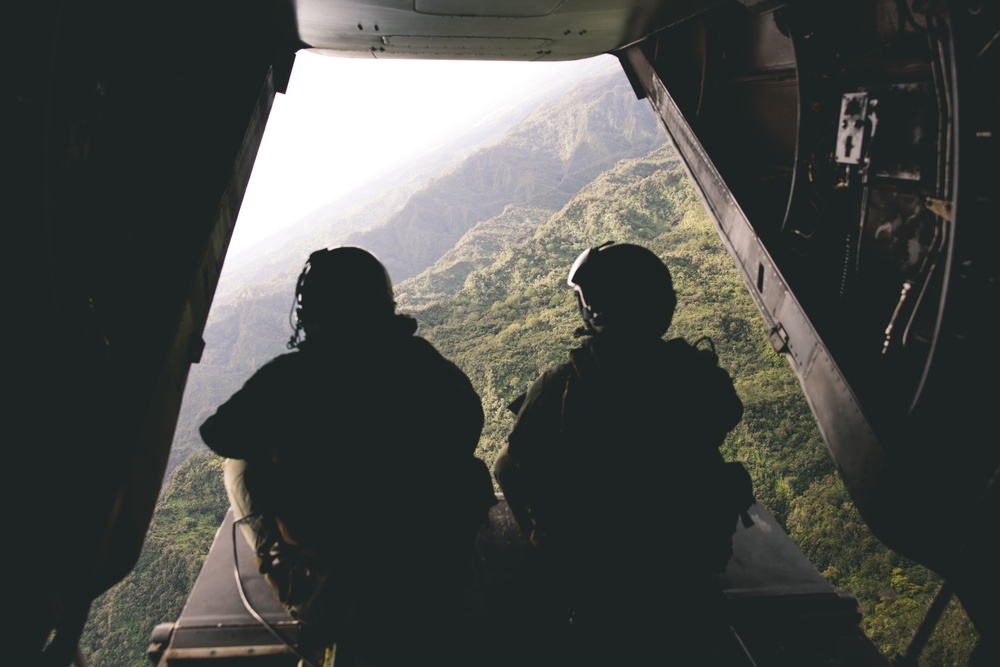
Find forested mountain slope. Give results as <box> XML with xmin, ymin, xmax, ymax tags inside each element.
<box><xmin>397</xmin><ymin>144</ymin><xmax>820</xmax><ymax>519</ymax></box>
<box><xmin>343</xmin><ymin>66</ymin><xmax>666</xmax><ymax>283</ymax></box>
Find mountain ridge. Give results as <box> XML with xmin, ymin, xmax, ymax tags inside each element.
<box><xmin>342</xmin><ymin>66</ymin><xmax>666</xmax><ymax>282</ymax></box>
<box><xmin>215</xmin><ymin>55</ymin><xmax>622</xmax><ymax>304</ymax></box>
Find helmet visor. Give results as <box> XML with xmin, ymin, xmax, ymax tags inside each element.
<box><xmin>567</xmin><ymin>246</ymin><xmax>595</xmax><ymax>288</ymax></box>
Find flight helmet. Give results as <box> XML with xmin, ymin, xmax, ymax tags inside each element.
<box><xmin>288</xmin><ymin>246</ymin><xmax>395</xmax><ymax>347</ymax></box>
<box><xmin>567</xmin><ymin>242</ymin><xmax>676</xmax><ymax>337</ymax></box>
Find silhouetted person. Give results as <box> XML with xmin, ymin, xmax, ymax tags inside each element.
<box><xmin>493</xmin><ymin>242</ymin><xmax>753</xmax><ymax>664</ymax></box>
<box><xmin>200</xmin><ymin>246</ymin><xmax>496</xmax><ymax>667</ymax></box>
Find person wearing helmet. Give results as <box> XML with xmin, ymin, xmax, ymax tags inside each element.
<box><xmin>200</xmin><ymin>246</ymin><xmax>497</xmax><ymax>667</ymax></box>
<box><xmin>493</xmin><ymin>242</ymin><xmax>751</xmax><ymax>664</ymax></box>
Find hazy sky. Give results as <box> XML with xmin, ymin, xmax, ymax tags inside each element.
<box><xmin>228</xmin><ymin>50</ymin><xmax>617</xmax><ymax>256</ymax></box>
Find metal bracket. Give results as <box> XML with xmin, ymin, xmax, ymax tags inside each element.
<box><xmin>768</xmin><ymin>323</ymin><xmax>790</xmax><ymax>354</ymax></box>
<box><xmin>836</xmin><ymin>92</ymin><xmax>869</xmax><ymax>165</ymax></box>
<box><xmin>925</xmin><ymin>197</ymin><xmax>952</xmax><ymax>222</ymax></box>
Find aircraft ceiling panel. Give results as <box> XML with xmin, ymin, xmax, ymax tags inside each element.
<box><xmin>413</xmin><ymin>0</ymin><xmax>564</xmax><ymax>18</ymax></box>
<box><xmin>293</xmin><ymin>0</ymin><xmax>723</xmax><ymax>60</ymax></box>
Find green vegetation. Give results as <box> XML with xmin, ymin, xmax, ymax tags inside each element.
<box><xmin>81</xmin><ymin>68</ymin><xmax>977</xmax><ymax>667</ymax></box>
<box><xmin>80</xmin><ymin>454</ymin><xmax>229</xmax><ymax>667</ymax></box>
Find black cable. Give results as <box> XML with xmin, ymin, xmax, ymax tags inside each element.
<box><xmin>231</xmin><ymin>514</ymin><xmax>320</xmax><ymax>667</ymax></box>
<box><xmin>288</xmin><ymin>260</ymin><xmax>311</xmax><ymax>350</ymax></box>
<box><xmin>287</xmin><ymin>288</ymin><xmax>304</xmax><ymax>350</ymax></box>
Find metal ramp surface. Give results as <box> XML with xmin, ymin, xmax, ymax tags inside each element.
<box><xmin>150</xmin><ymin>498</ymin><xmax>889</xmax><ymax>666</ymax></box>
